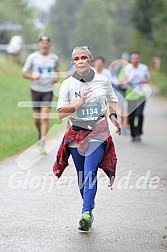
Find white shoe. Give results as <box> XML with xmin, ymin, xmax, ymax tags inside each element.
<box><xmin>38</xmin><ymin>139</ymin><xmax>46</xmax><ymax>155</ymax></box>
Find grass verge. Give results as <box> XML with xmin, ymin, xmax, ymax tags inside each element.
<box><xmin>0</xmin><ymin>54</ymin><xmax>66</xmax><ymax>160</ymax></box>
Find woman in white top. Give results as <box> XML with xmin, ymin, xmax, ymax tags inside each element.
<box><xmin>53</xmin><ymin>46</ymin><xmax>121</xmax><ymax>232</ymax></box>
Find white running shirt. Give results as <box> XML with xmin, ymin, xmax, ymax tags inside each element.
<box><xmin>22</xmin><ymin>52</ymin><xmax>60</xmax><ymax>92</ymax></box>
<box><xmin>57</xmin><ymin>72</ymin><xmax>118</xmax><ymax>120</ymax></box>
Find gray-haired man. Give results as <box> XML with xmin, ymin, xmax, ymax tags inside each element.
<box><xmin>22</xmin><ymin>36</ymin><xmax>60</xmax><ymax>154</ymax></box>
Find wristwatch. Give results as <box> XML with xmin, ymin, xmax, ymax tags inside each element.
<box><xmin>109</xmin><ymin>112</ymin><xmax>117</xmax><ymax>119</ymax></box>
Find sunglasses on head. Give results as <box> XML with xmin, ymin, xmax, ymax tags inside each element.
<box><xmin>72</xmin><ymin>46</ymin><xmax>90</xmax><ymax>52</ymax></box>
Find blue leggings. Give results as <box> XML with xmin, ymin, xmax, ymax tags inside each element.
<box><xmin>69</xmin><ymin>142</ymin><xmax>105</xmax><ymax>213</ymax></box>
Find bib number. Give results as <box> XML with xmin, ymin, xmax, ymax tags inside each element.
<box><xmin>77</xmin><ymin>102</ymin><xmax>102</xmax><ymax>120</ymax></box>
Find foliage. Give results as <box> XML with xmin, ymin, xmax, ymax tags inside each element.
<box><xmin>70</xmin><ymin>0</ymin><xmax>113</xmax><ymax>59</ymax></box>
<box><xmin>49</xmin><ymin>0</ymin><xmax>83</xmax><ymax>58</ymax></box>
<box><xmin>131</xmin><ymin>0</ymin><xmax>167</xmax><ymax>73</ymax></box>
<box><xmin>0</xmin><ymin>0</ymin><xmax>38</xmax><ymax>43</ymax></box>
<box><xmin>49</xmin><ymin>0</ymin><xmax>133</xmax><ymax>59</ymax></box>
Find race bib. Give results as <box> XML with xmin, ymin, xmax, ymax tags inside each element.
<box><xmin>77</xmin><ymin>101</ymin><xmax>102</xmax><ymax>120</ymax></box>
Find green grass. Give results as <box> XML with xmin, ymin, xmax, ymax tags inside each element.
<box><xmin>0</xmin><ymin>54</ymin><xmax>66</xmax><ymax>160</ymax></box>
<box><xmin>151</xmin><ymin>70</ymin><xmax>167</xmax><ymax>95</ymax></box>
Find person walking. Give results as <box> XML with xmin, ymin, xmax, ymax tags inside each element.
<box><xmin>125</xmin><ymin>51</ymin><xmax>150</xmax><ymax>141</ymax></box>
<box><xmin>53</xmin><ymin>46</ymin><xmax>121</xmax><ymax>232</ymax></box>
<box><xmin>22</xmin><ymin>36</ymin><xmax>60</xmax><ymax>154</ymax></box>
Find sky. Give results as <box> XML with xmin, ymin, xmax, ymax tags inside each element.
<box><xmin>28</xmin><ymin>0</ymin><xmax>55</xmax><ymax>10</ymax></box>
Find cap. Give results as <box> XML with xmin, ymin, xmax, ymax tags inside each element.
<box><xmin>121</xmin><ymin>51</ymin><xmax>131</xmax><ymax>60</ymax></box>
<box><xmin>38</xmin><ymin>36</ymin><xmax>51</xmax><ymax>42</ymax></box>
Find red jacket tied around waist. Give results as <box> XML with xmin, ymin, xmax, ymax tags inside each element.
<box><xmin>53</xmin><ymin>118</ymin><xmax>117</xmax><ymax>181</ymax></box>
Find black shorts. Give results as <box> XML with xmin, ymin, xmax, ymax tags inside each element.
<box><xmin>31</xmin><ymin>90</ymin><xmax>53</xmax><ymax>110</ymax></box>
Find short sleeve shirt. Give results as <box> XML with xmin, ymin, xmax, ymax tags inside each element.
<box><xmin>126</xmin><ymin>63</ymin><xmax>150</xmax><ymax>89</ymax></box>
<box><xmin>57</xmin><ymin>71</ymin><xmax>118</xmax><ymax>120</ymax></box>
<box><xmin>22</xmin><ymin>52</ymin><xmax>60</xmax><ymax>92</ymax></box>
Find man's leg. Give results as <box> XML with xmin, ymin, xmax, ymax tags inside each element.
<box><xmin>128</xmin><ymin>101</ymin><xmax>136</xmax><ymax>137</ymax></box>
<box><xmin>40</xmin><ymin>91</ymin><xmax>53</xmax><ymax>139</ymax></box>
<box><xmin>35</xmin><ymin>91</ymin><xmax>52</xmax><ymax>154</ymax></box>
<box><xmin>31</xmin><ymin>90</ymin><xmax>41</xmax><ymax>139</ymax></box>
<box><xmin>136</xmin><ymin>99</ymin><xmax>146</xmax><ymax>136</ymax></box>
<box><xmin>40</xmin><ymin>106</ymin><xmax>50</xmax><ymax>139</ymax></box>
<box><xmin>32</xmin><ymin>109</ymin><xmax>41</xmax><ymax>134</ymax></box>
<box><xmin>118</xmin><ymin>89</ymin><xmax>128</xmax><ymax>134</ymax></box>
<box><xmin>37</xmin><ymin>106</ymin><xmax>50</xmax><ymax>154</ymax></box>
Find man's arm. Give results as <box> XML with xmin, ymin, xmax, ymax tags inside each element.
<box><xmin>141</xmin><ymin>78</ymin><xmax>150</xmax><ymax>84</ymax></box>
<box><xmin>52</xmin><ymin>73</ymin><xmax>60</xmax><ymax>84</ymax></box>
<box><xmin>22</xmin><ymin>54</ymin><xmax>40</xmax><ymax>81</ymax></box>
<box><xmin>141</xmin><ymin>66</ymin><xmax>151</xmax><ymax>83</ymax></box>
<box><xmin>22</xmin><ymin>72</ymin><xmax>40</xmax><ymax>80</ymax></box>
<box><xmin>53</xmin><ymin>56</ymin><xmax>61</xmax><ymax>83</ymax></box>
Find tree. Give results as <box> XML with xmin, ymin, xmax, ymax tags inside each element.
<box><xmin>131</xmin><ymin>0</ymin><xmax>163</xmax><ymax>39</ymax></box>
<box><xmin>152</xmin><ymin>0</ymin><xmax>167</xmax><ymax>72</ymax></box>
<box><xmin>131</xmin><ymin>0</ymin><xmax>167</xmax><ymax>72</ymax></box>
<box><xmin>49</xmin><ymin>0</ymin><xmax>134</xmax><ymax>60</ymax></box>
<box><xmin>0</xmin><ymin>0</ymin><xmax>37</xmax><ymax>43</ymax></box>
<box><xmin>70</xmin><ymin>0</ymin><xmax>113</xmax><ymax>59</ymax></box>
<box><xmin>49</xmin><ymin>0</ymin><xmax>83</xmax><ymax>58</ymax></box>
<box><xmin>104</xmin><ymin>0</ymin><xmax>135</xmax><ymax>56</ymax></box>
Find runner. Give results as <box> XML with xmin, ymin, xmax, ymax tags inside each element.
<box><xmin>22</xmin><ymin>36</ymin><xmax>60</xmax><ymax>154</ymax></box>
<box><xmin>53</xmin><ymin>46</ymin><xmax>121</xmax><ymax>232</ymax></box>
<box><xmin>125</xmin><ymin>51</ymin><xmax>150</xmax><ymax>142</ymax></box>
<box><xmin>94</xmin><ymin>56</ymin><xmax>112</xmax><ymax>81</ymax></box>
<box><xmin>121</xmin><ymin>51</ymin><xmax>131</xmax><ymax>62</ymax></box>
<box><xmin>109</xmin><ymin>52</ymin><xmax>131</xmax><ymax>135</ymax></box>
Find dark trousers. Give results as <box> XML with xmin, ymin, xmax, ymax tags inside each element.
<box><xmin>128</xmin><ymin>97</ymin><xmax>146</xmax><ymax>137</ymax></box>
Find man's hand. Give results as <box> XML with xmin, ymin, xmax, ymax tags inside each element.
<box><xmin>52</xmin><ymin>76</ymin><xmax>59</xmax><ymax>84</ymax></box>
<box><xmin>110</xmin><ymin>116</ymin><xmax>121</xmax><ymax>135</ymax></box>
<box><xmin>117</xmin><ymin>80</ymin><xmax>124</xmax><ymax>85</ymax></box>
<box><xmin>141</xmin><ymin>79</ymin><xmax>149</xmax><ymax>84</ymax></box>
<box><xmin>32</xmin><ymin>72</ymin><xmax>40</xmax><ymax>80</ymax></box>
<box><xmin>23</xmin><ymin>72</ymin><xmax>40</xmax><ymax>81</ymax></box>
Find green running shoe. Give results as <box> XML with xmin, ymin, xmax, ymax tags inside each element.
<box><xmin>78</xmin><ymin>211</ymin><xmax>92</xmax><ymax>232</ymax></box>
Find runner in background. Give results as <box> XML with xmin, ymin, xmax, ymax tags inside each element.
<box><xmin>109</xmin><ymin>52</ymin><xmax>131</xmax><ymax>135</ymax></box>
<box><xmin>125</xmin><ymin>51</ymin><xmax>150</xmax><ymax>142</ymax></box>
<box><xmin>93</xmin><ymin>56</ymin><xmax>112</xmax><ymax>81</ymax></box>
<box><xmin>22</xmin><ymin>36</ymin><xmax>60</xmax><ymax>154</ymax></box>
<box><xmin>121</xmin><ymin>51</ymin><xmax>131</xmax><ymax>62</ymax></box>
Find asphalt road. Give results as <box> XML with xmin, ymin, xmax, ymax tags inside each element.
<box><xmin>0</xmin><ymin>87</ymin><xmax>167</xmax><ymax>252</ymax></box>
